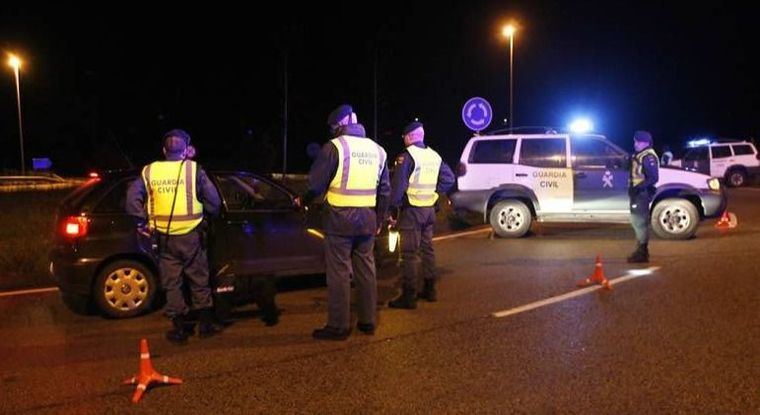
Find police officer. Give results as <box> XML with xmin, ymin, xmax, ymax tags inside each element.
<box><xmin>303</xmin><ymin>104</ymin><xmax>390</xmax><ymax>340</ymax></box>
<box><xmin>661</xmin><ymin>145</ymin><xmax>674</xmax><ymax>166</ymax></box>
<box><xmin>126</xmin><ymin>129</ymin><xmax>222</xmax><ymax>344</ymax></box>
<box><xmin>628</xmin><ymin>130</ymin><xmax>659</xmax><ymax>263</ymax></box>
<box><xmin>387</xmin><ymin>121</ymin><xmax>455</xmax><ymax>309</ymax></box>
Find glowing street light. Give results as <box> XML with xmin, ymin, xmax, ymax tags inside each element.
<box><xmin>502</xmin><ymin>23</ymin><xmax>517</xmax><ymax>129</ymax></box>
<box><xmin>7</xmin><ymin>53</ymin><xmax>25</xmax><ymax>175</ymax></box>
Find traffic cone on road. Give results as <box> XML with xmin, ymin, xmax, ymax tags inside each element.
<box><xmin>715</xmin><ymin>210</ymin><xmax>734</xmax><ymax>229</ymax></box>
<box><xmin>576</xmin><ymin>255</ymin><xmax>612</xmax><ymax>290</ymax></box>
<box><xmin>123</xmin><ymin>338</ymin><xmax>182</xmax><ymax>403</ymax></box>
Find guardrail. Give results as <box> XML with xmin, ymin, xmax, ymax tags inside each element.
<box><xmin>0</xmin><ymin>176</ymin><xmax>88</xmax><ymax>193</ymax></box>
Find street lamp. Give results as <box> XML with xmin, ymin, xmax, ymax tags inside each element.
<box><xmin>8</xmin><ymin>53</ymin><xmax>25</xmax><ymax>175</ymax></box>
<box><xmin>502</xmin><ymin>24</ymin><xmax>517</xmax><ymax>129</ymax></box>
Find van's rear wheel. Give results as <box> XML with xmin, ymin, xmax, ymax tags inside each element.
<box><xmin>726</xmin><ymin>168</ymin><xmax>747</xmax><ymax>187</ymax></box>
<box><xmin>489</xmin><ymin>200</ymin><xmax>532</xmax><ymax>238</ymax></box>
<box><xmin>94</xmin><ymin>260</ymin><xmax>157</xmax><ymax>318</ymax></box>
<box><xmin>651</xmin><ymin>198</ymin><xmax>699</xmax><ymax>240</ymax></box>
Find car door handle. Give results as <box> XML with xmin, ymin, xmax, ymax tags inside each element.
<box><xmin>516</xmin><ymin>173</ymin><xmax>528</xmax><ymax>177</ymax></box>
<box><xmin>574</xmin><ymin>172</ymin><xmax>587</xmax><ymax>179</ymax></box>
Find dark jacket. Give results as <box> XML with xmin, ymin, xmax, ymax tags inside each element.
<box><xmin>126</xmin><ymin>156</ymin><xmax>221</xmax><ymax>228</ymax></box>
<box><xmin>303</xmin><ymin>123</ymin><xmax>391</xmax><ymax>236</ymax></box>
<box><xmin>390</xmin><ymin>142</ymin><xmax>456</xmax><ymax>214</ymax></box>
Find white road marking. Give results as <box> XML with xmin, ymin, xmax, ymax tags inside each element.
<box><xmin>0</xmin><ymin>286</ymin><xmax>59</xmax><ymax>298</ymax></box>
<box><xmin>432</xmin><ymin>227</ymin><xmax>491</xmax><ymax>242</ymax></box>
<box><xmin>491</xmin><ymin>266</ymin><xmax>661</xmax><ymax>318</ymax></box>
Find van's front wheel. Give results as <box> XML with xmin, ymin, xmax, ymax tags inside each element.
<box><xmin>489</xmin><ymin>200</ymin><xmax>532</xmax><ymax>238</ymax></box>
<box><xmin>651</xmin><ymin>198</ymin><xmax>699</xmax><ymax>240</ymax></box>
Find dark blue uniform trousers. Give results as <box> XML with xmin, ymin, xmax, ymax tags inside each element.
<box><xmin>629</xmin><ymin>192</ymin><xmax>652</xmax><ymax>245</ymax></box>
<box><xmin>399</xmin><ymin>207</ymin><xmax>437</xmax><ymax>290</ymax></box>
<box><xmin>325</xmin><ymin>234</ymin><xmax>377</xmax><ymax>330</ymax></box>
<box><xmin>158</xmin><ymin>229</ymin><xmax>212</xmax><ymax>318</ymax></box>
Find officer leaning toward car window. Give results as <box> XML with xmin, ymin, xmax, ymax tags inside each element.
<box><xmin>628</xmin><ymin>130</ymin><xmax>659</xmax><ymax>263</ymax></box>
<box><xmin>126</xmin><ymin>129</ymin><xmax>222</xmax><ymax>344</ymax></box>
<box><xmin>387</xmin><ymin>121</ymin><xmax>455</xmax><ymax>309</ymax></box>
<box><xmin>301</xmin><ymin>104</ymin><xmax>391</xmax><ymax>341</ymax></box>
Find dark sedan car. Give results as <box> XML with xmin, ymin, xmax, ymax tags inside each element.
<box><xmin>49</xmin><ymin>169</ymin><xmax>395</xmax><ymax>318</ymax></box>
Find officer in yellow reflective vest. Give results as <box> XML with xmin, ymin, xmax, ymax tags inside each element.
<box><xmin>387</xmin><ymin>121</ymin><xmax>455</xmax><ymax>309</ymax></box>
<box><xmin>126</xmin><ymin>129</ymin><xmax>221</xmax><ymax>344</ymax></box>
<box><xmin>628</xmin><ymin>130</ymin><xmax>659</xmax><ymax>263</ymax></box>
<box><xmin>302</xmin><ymin>104</ymin><xmax>391</xmax><ymax>340</ymax></box>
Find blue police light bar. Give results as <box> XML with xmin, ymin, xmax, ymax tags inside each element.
<box><xmin>568</xmin><ymin>118</ymin><xmax>594</xmax><ymax>134</ymax></box>
<box><xmin>687</xmin><ymin>138</ymin><xmax>713</xmax><ymax>148</ymax></box>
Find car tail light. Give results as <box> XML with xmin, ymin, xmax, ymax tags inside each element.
<box><xmin>456</xmin><ymin>162</ymin><xmax>467</xmax><ymax>177</ymax></box>
<box><xmin>61</xmin><ymin>215</ymin><xmax>89</xmax><ymax>238</ymax></box>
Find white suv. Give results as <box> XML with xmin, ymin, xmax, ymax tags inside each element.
<box><xmin>450</xmin><ymin>130</ymin><xmax>726</xmax><ymax>240</ymax></box>
<box><xmin>671</xmin><ymin>139</ymin><xmax>760</xmax><ymax>187</ymax></box>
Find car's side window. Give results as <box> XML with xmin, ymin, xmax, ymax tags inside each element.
<box><xmin>95</xmin><ymin>177</ymin><xmax>135</xmax><ymax>213</ymax></box>
<box><xmin>711</xmin><ymin>145</ymin><xmax>732</xmax><ymax>159</ymax></box>
<box><xmin>731</xmin><ymin>144</ymin><xmax>754</xmax><ymax>156</ymax></box>
<box><xmin>571</xmin><ymin>139</ymin><xmax>627</xmax><ymax>168</ymax></box>
<box><xmin>684</xmin><ymin>147</ymin><xmax>709</xmax><ymax>162</ymax></box>
<box><xmin>469</xmin><ymin>139</ymin><xmax>517</xmax><ymax>164</ymax></box>
<box><xmin>518</xmin><ymin>138</ymin><xmax>567</xmax><ymax>168</ymax></box>
<box><xmin>217</xmin><ymin>174</ymin><xmax>292</xmax><ymax>211</ymax></box>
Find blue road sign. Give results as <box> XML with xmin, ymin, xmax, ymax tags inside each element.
<box><xmin>462</xmin><ymin>97</ymin><xmax>493</xmax><ymax>132</ymax></box>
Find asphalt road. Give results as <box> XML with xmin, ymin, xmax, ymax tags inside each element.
<box><xmin>1</xmin><ymin>188</ymin><xmax>758</xmax><ymax>414</ymax></box>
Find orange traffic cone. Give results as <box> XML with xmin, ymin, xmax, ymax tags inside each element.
<box><xmin>576</xmin><ymin>255</ymin><xmax>612</xmax><ymax>290</ymax></box>
<box><xmin>715</xmin><ymin>210</ymin><xmax>731</xmax><ymax>229</ymax></box>
<box><xmin>123</xmin><ymin>338</ymin><xmax>182</xmax><ymax>403</ymax></box>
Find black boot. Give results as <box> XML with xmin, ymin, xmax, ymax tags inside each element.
<box><xmin>312</xmin><ymin>326</ymin><xmax>351</xmax><ymax>341</ymax></box>
<box><xmin>166</xmin><ymin>315</ymin><xmax>189</xmax><ymax>345</ymax></box>
<box><xmin>356</xmin><ymin>322</ymin><xmax>375</xmax><ymax>335</ymax></box>
<box><xmin>627</xmin><ymin>244</ymin><xmax>649</xmax><ymax>263</ymax></box>
<box><xmin>418</xmin><ymin>279</ymin><xmax>438</xmax><ymax>302</ymax></box>
<box><xmin>388</xmin><ymin>287</ymin><xmax>417</xmax><ymax>309</ymax></box>
<box><xmin>198</xmin><ymin>308</ymin><xmax>223</xmax><ymax>339</ymax></box>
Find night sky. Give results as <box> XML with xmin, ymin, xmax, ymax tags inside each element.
<box><xmin>1</xmin><ymin>2</ymin><xmax>759</xmax><ymax>175</ymax></box>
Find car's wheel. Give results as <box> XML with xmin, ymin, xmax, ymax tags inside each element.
<box><xmin>651</xmin><ymin>198</ymin><xmax>699</xmax><ymax>240</ymax></box>
<box><xmin>489</xmin><ymin>200</ymin><xmax>532</xmax><ymax>238</ymax></box>
<box><xmin>726</xmin><ymin>168</ymin><xmax>747</xmax><ymax>187</ymax></box>
<box><xmin>94</xmin><ymin>260</ymin><xmax>157</xmax><ymax>318</ymax></box>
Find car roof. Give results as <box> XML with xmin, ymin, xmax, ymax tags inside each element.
<box><xmin>469</xmin><ymin>133</ymin><xmax>608</xmax><ymax>141</ymax></box>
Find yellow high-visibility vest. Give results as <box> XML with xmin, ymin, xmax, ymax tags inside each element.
<box><xmin>327</xmin><ymin>135</ymin><xmax>387</xmax><ymax>207</ymax></box>
<box><xmin>142</xmin><ymin>160</ymin><xmax>203</xmax><ymax>235</ymax></box>
<box><xmin>631</xmin><ymin>148</ymin><xmax>659</xmax><ymax>187</ymax></box>
<box><xmin>405</xmin><ymin>145</ymin><xmax>442</xmax><ymax>207</ymax></box>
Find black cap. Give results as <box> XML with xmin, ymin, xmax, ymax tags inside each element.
<box><xmin>633</xmin><ymin>130</ymin><xmax>653</xmax><ymax>144</ymax></box>
<box><xmin>163</xmin><ymin>129</ymin><xmax>191</xmax><ymax>154</ymax></box>
<box><xmin>402</xmin><ymin>121</ymin><xmax>424</xmax><ymax>136</ymax></box>
<box><xmin>326</xmin><ymin>104</ymin><xmax>353</xmax><ymax>126</ymax></box>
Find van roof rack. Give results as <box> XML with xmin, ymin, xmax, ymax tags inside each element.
<box><xmin>485</xmin><ymin>126</ymin><xmax>559</xmax><ymax>135</ymax></box>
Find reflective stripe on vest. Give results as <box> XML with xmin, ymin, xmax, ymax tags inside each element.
<box><xmin>142</xmin><ymin>160</ymin><xmax>203</xmax><ymax>235</ymax></box>
<box><xmin>631</xmin><ymin>148</ymin><xmax>658</xmax><ymax>187</ymax></box>
<box><xmin>327</xmin><ymin>135</ymin><xmax>387</xmax><ymax>207</ymax></box>
<box><xmin>405</xmin><ymin>145</ymin><xmax>442</xmax><ymax>207</ymax></box>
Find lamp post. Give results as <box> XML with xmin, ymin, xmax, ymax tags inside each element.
<box><xmin>501</xmin><ymin>24</ymin><xmax>516</xmax><ymax>130</ymax></box>
<box><xmin>8</xmin><ymin>54</ymin><xmax>25</xmax><ymax>175</ymax></box>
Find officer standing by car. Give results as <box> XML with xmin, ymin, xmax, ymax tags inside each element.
<box><xmin>302</xmin><ymin>104</ymin><xmax>390</xmax><ymax>340</ymax></box>
<box><xmin>628</xmin><ymin>130</ymin><xmax>659</xmax><ymax>263</ymax></box>
<box><xmin>126</xmin><ymin>129</ymin><xmax>222</xmax><ymax>344</ymax></box>
<box><xmin>387</xmin><ymin>121</ymin><xmax>455</xmax><ymax>309</ymax></box>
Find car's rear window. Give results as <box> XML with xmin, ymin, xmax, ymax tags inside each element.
<box><xmin>60</xmin><ymin>178</ymin><xmax>101</xmax><ymax>210</ymax></box>
<box><xmin>731</xmin><ymin>144</ymin><xmax>755</xmax><ymax>156</ymax></box>
<box><xmin>469</xmin><ymin>139</ymin><xmax>517</xmax><ymax>164</ymax></box>
<box><xmin>94</xmin><ymin>177</ymin><xmax>136</xmax><ymax>213</ymax></box>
